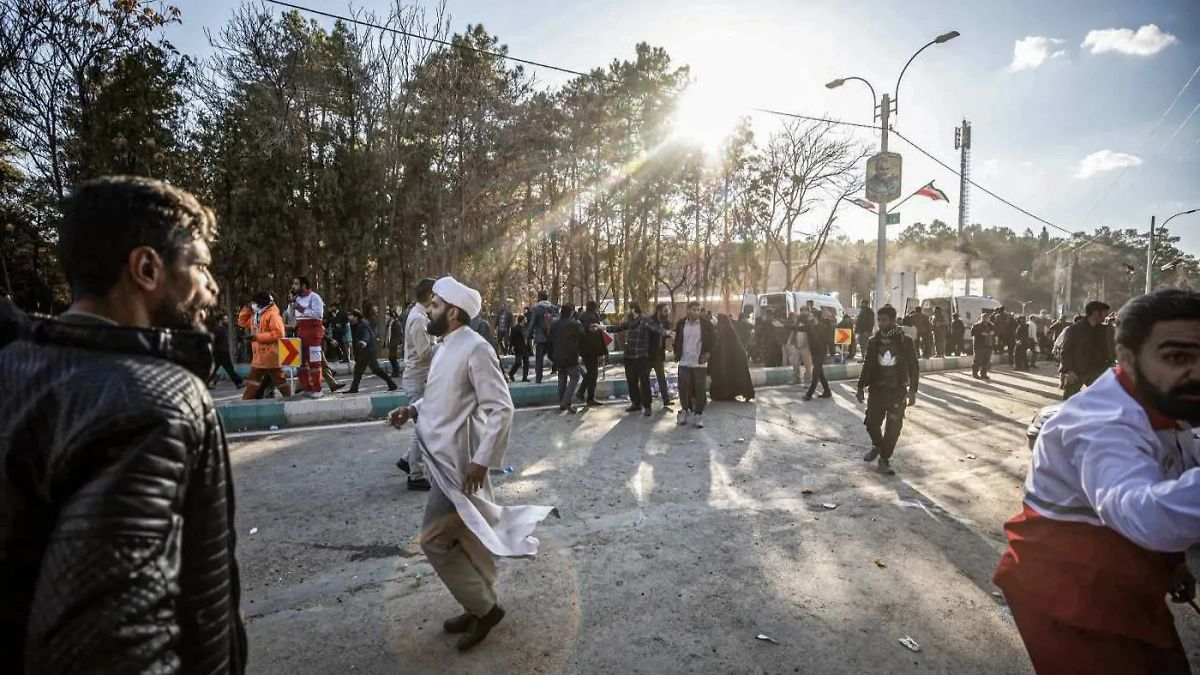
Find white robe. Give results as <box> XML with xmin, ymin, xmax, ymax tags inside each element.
<box><xmin>412</xmin><ymin>325</ymin><xmax>556</xmax><ymax>557</ymax></box>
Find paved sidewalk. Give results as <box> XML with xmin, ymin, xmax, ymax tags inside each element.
<box><xmin>216</xmin><ymin>354</ymin><xmax>1014</xmax><ymax>431</ymax></box>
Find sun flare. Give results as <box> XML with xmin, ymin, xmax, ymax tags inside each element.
<box><xmin>671</xmin><ymin>83</ymin><xmax>742</xmax><ymax>154</ymax></box>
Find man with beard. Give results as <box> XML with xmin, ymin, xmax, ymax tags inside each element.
<box><xmin>576</xmin><ymin>300</ymin><xmax>607</xmax><ymax>405</ymax></box>
<box><xmin>971</xmin><ymin>311</ymin><xmax>996</xmax><ymax>380</ymax></box>
<box><xmin>606</xmin><ymin>302</ymin><xmax>667</xmax><ymax>417</ymax></box>
<box><xmin>1060</xmin><ymin>300</ymin><xmax>1115</xmax><ymax>400</ymax></box>
<box><xmin>0</xmin><ymin>177</ymin><xmax>246</xmax><ymax>673</ymax></box>
<box><xmin>238</xmin><ymin>291</ymin><xmax>294</xmax><ymax>400</ymax></box>
<box><xmin>290</xmin><ymin>276</ymin><xmax>327</xmax><ymax>397</ymax></box>
<box><xmin>396</xmin><ymin>278</ymin><xmax>437</xmax><ymax>490</ymax></box>
<box><xmin>856</xmin><ymin>305</ymin><xmax>919</xmax><ymax>475</ymax></box>
<box><xmin>387</xmin><ymin>276</ymin><xmax>556</xmax><ymax>652</ymax></box>
<box><xmin>994</xmin><ymin>289</ymin><xmax>1200</xmax><ymax>675</ymax></box>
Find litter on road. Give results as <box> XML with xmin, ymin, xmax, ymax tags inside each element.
<box><xmin>249</xmin><ymin>527</ymin><xmax>258</xmax><ymax>535</ymax></box>
<box><xmin>822</xmin><ymin>503</ymin><xmax>838</xmax><ymax>510</ymax></box>
<box><xmin>755</xmin><ymin>634</ymin><xmax>779</xmax><ymax>645</ymax></box>
<box><xmin>899</xmin><ymin>636</ymin><xmax>921</xmax><ymax>652</ymax></box>
<box><xmin>874</xmin><ymin>558</ymin><xmax>887</xmax><ymax>568</ymax></box>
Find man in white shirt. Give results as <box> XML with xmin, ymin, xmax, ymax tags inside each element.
<box><xmin>388</xmin><ymin>276</ymin><xmax>555</xmax><ymax>652</ymax></box>
<box><xmin>396</xmin><ymin>278</ymin><xmax>436</xmax><ymax>490</ymax></box>
<box><xmin>290</xmin><ymin>276</ymin><xmax>325</xmax><ymax>397</ymax></box>
<box><xmin>994</xmin><ymin>289</ymin><xmax>1200</xmax><ymax>674</ymax></box>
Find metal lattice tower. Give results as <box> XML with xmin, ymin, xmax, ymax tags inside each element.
<box><xmin>954</xmin><ymin>120</ymin><xmax>972</xmax><ymax>291</ymax></box>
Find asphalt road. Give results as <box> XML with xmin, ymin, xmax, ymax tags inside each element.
<box><xmin>228</xmin><ymin>366</ymin><xmax>1200</xmax><ymax>674</ymax></box>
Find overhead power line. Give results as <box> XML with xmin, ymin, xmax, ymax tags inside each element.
<box><xmin>269</xmin><ymin>0</ymin><xmax>1099</xmax><ymax>253</ymax></box>
<box><xmin>263</xmin><ymin>0</ymin><xmax>879</xmax><ymax>132</ymax></box>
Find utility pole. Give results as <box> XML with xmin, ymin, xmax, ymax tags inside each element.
<box><xmin>874</xmin><ymin>93</ymin><xmax>891</xmax><ymax>311</ymax></box>
<box><xmin>1145</xmin><ymin>215</ymin><xmax>1155</xmax><ymax>295</ymax></box>
<box><xmin>954</xmin><ymin>119</ymin><xmax>972</xmax><ymax>294</ymax></box>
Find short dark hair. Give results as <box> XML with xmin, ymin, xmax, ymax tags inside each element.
<box><xmin>877</xmin><ymin>306</ymin><xmax>897</xmax><ymax>320</ymax></box>
<box><xmin>687</xmin><ymin>300</ymin><xmax>702</xmax><ymax>310</ymax></box>
<box><xmin>537</xmin><ymin>290</ymin><xmax>549</xmax><ymax>301</ymax></box>
<box><xmin>252</xmin><ymin>291</ymin><xmax>273</xmax><ymax>306</ymax></box>
<box><xmin>59</xmin><ymin>176</ymin><xmax>216</xmax><ymax>298</ymax></box>
<box><xmin>586</xmin><ymin>300</ymin><xmax>598</xmax><ymax>312</ymax></box>
<box><xmin>349</xmin><ymin>308</ymin><xmax>363</xmax><ymax>319</ymax></box>
<box><xmin>629</xmin><ymin>301</ymin><xmax>642</xmax><ymax>314</ymax></box>
<box><xmin>415</xmin><ymin>278</ymin><xmax>436</xmax><ymax>302</ymax></box>
<box><xmin>296</xmin><ymin>276</ymin><xmax>311</xmax><ymax>289</ymax></box>
<box><xmin>560</xmin><ymin>303</ymin><xmax>575</xmax><ymax>318</ymax></box>
<box><xmin>1116</xmin><ymin>289</ymin><xmax>1200</xmax><ymax>353</ymax></box>
<box><xmin>1084</xmin><ymin>300</ymin><xmax>1111</xmax><ymax>316</ymax></box>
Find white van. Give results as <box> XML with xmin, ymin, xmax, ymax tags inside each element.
<box><xmin>741</xmin><ymin>291</ymin><xmax>846</xmax><ymax>322</ymax></box>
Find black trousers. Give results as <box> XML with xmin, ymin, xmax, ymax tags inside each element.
<box><xmin>1014</xmin><ymin>341</ymin><xmax>1029</xmax><ymax>370</ymax></box>
<box><xmin>580</xmin><ymin>354</ymin><xmax>600</xmax><ymax>400</ymax></box>
<box><xmin>805</xmin><ymin>360</ymin><xmax>830</xmax><ymax>397</ymax></box>
<box><xmin>212</xmin><ymin>352</ymin><xmax>243</xmax><ymax>386</ymax></box>
<box><xmin>388</xmin><ymin>347</ymin><xmax>401</xmax><ymax>377</ymax></box>
<box><xmin>624</xmin><ymin>357</ymin><xmax>652</xmax><ymax>410</ymax></box>
<box><xmin>509</xmin><ymin>352</ymin><xmax>530</xmax><ymax>381</ymax></box>
<box><xmin>864</xmin><ymin>388</ymin><xmax>907</xmax><ymax>460</ymax></box>
<box><xmin>973</xmin><ymin>346</ymin><xmax>993</xmax><ymax>377</ymax></box>
<box><xmin>650</xmin><ymin>358</ymin><xmax>671</xmax><ymax>403</ymax></box>
<box><xmin>535</xmin><ymin>342</ymin><xmax>549</xmax><ymax>382</ymax></box>
<box><xmin>350</xmin><ymin>353</ymin><xmax>396</xmax><ymax>391</ymax></box>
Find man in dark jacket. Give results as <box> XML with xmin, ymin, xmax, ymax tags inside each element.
<box><xmin>949</xmin><ymin>313</ymin><xmax>966</xmax><ymax>356</ymax></box>
<box><xmin>508</xmin><ymin>316</ymin><xmax>531</xmax><ymax>382</ymax></box>
<box><xmin>971</xmin><ymin>311</ymin><xmax>997</xmax><ymax>380</ymax></box>
<box><xmin>549</xmin><ymin>304</ymin><xmax>585</xmax><ymax>411</ymax></box>
<box><xmin>208</xmin><ymin>312</ymin><xmax>245</xmax><ymax>388</ymax></box>
<box><xmin>386</xmin><ymin>304</ymin><xmax>408</xmax><ymax>377</ymax></box>
<box><xmin>856</xmin><ymin>305</ymin><xmax>920</xmax><ymax>475</ymax></box>
<box><xmin>854</xmin><ymin>299</ymin><xmax>875</xmax><ymax>361</ymax></box>
<box><xmin>606</xmin><ymin>302</ymin><xmax>666</xmax><ymax>416</ymax></box>
<box><xmin>577</xmin><ymin>300</ymin><xmax>607</xmax><ymax>405</ymax></box>
<box><xmin>1059</xmin><ymin>300</ymin><xmax>1114</xmax><ymax>400</ymax></box>
<box><xmin>347</xmin><ymin>309</ymin><xmax>398</xmax><ymax>393</ymax></box>
<box><xmin>529</xmin><ymin>290</ymin><xmax>555</xmax><ymax>383</ymax></box>
<box><xmin>932</xmin><ymin>307</ymin><xmax>949</xmax><ymax>358</ymax></box>
<box><xmin>673</xmin><ymin>300</ymin><xmax>716</xmax><ymax>427</ymax></box>
<box><xmin>0</xmin><ymin>177</ymin><xmax>247</xmax><ymax>674</ymax></box>
<box><xmin>648</xmin><ymin>303</ymin><xmax>674</xmax><ymax>408</ymax></box>
<box><xmin>802</xmin><ymin>312</ymin><xmax>834</xmax><ymax>401</ymax></box>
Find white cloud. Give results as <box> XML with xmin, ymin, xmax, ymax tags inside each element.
<box><xmin>1082</xmin><ymin>24</ymin><xmax>1177</xmax><ymax>56</ymax></box>
<box><xmin>1009</xmin><ymin>36</ymin><xmax>1066</xmax><ymax>71</ymax></box>
<box><xmin>1075</xmin><ymin>150</ymin><xmax>1142</xmax><ymax>178</ymax></box>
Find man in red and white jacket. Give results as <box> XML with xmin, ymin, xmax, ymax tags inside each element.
<box><xmin>994</xmin><ymin>289</ymin><xmax>1200</xmax><ymax>675</ymax></box>
<box><xmin>290</xmin><ymin>275</ymin><xmax>325</xmax><ymax>396</ymax></box>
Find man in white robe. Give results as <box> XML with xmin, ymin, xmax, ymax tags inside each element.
<box><xmin>389</xmin><ymin>276</ymin><xmax>556</xmax><ymax>652</ymax></box>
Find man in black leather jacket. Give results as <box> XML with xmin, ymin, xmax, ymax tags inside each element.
<box><xmin>0</xmin><ymin>176</ymin><xmax>247</xmax><ymax>674</ymax></box>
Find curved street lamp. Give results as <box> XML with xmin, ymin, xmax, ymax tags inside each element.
<box><xmin>1147</xmin><ymin>208</ymin><xmax>1199</xmax><ymax>293</ymax></box>
<box><xmin>826</xmin><ymin>31</ymin><xmax>960</xmax><ymax>310</ymax></box>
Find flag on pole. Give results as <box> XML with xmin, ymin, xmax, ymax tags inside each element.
<box><xmin>849</xmin><ymin>198</ymin><xmax>876</xmax><ymax>212</ymax></box>
<box><xmin>915</xmin><ymin>181</ymin><xmax>949</xmax><ymax>202</ymax></box>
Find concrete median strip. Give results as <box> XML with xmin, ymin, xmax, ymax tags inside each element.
<box><xmin>217</xmin><ymin>354</ymin><xmax>1006</xmax><ymax>431</ymax></box>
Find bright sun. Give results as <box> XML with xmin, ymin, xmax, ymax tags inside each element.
<box><xmin>672</xmin><ymin>83</ymin><xmax>742</xmax><ymax>155</ymax></box>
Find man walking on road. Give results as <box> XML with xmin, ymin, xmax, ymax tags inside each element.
<box><xmin>971</xmin><ymin>312</ymin><xmax>996</xmax><ymax>380</ymax></box>
<box><xmin>1059</xmin><ymin>300</ymin><xmax>1114</xmax><ymax>400</ymax></box>
<box><xmin>396</xmin><ymin>278</ymin><xmax>437</xmax><ymax>490</ymax></box>
<box><xmin>857</xmin><ymin>305</ymin><xmax>919</xmax><ymax>475</ymax></box>
<box><xmin>347</xmin><ymin>309</ymin><xmax>398</xmax><ymax>393</ymax></box>
<box><xmin>529</xmin><ymin>290</ymin><xmax>555</xmax><ymax>383</ymax></box>
<box><xmin>802</xmin><ymin>312</ymin><xmax>833</xmax><ymax>401</ymax></box>
<box><xmin>549</xmin><ymin>303</ymin><xmax>584</xmax><ymax>412</ymax></box>
<box><xmin>854</xmin><ymin>299</ymin><xmax>875</xmax><ymax>361</ymax></box>
<box><xmin>387</xmin><ymin>276</ymin><xmax>556</xmax><ymax>652</ymax></box>
<box><xmin>673</xmin><ymin>300</ymin><xmax>715</xmax><ymax>428</ymax></box>
<box><xmin>0</xmin><ymin>176</ymin><xmax>247</xmax><ymax>673</ymax></box>
<box><xmin>994</xmin><ymin>289</ymin><xmax>1200</xmax><ymax>675</ymax></box>
<box><xmin>577</xmin><ymin>300</ymin><xmax>607</xmax><ymax>405</ymax></box>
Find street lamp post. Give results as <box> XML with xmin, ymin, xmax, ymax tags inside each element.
<box><xmin>1146</xmin><ymin>208</ymin><xmax>1199</xmax><ymax>294</ymax></box>
<box><xmin>827</xmin><ymin>30</ymin><xmax>959</xmax><ymax>311</ymax></box>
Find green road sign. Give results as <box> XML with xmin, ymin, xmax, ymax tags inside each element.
<box><xmin>886</xmin><ymin>212</ymin><xmax>900</xmax><ymax>225</ymax></box>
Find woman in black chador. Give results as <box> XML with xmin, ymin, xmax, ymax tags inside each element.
<box><xmin>709</xmin><ymin>313</ymin><xmax>756</xmax><ymax>401</ymax></box>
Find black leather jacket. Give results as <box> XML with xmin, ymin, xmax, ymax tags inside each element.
<box><xmin>0</xmin><ymin>299</ymin><xmax>247</xmax><ymax>674</ymax></box>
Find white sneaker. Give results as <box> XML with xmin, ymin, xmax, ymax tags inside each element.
<box><xmin>693</xmin><ymin>414</ymin><xmax>704</xmax><ymax>428</ymax></box>
<box><xmin>676</xmin><ymin>410</ymin><xmax>689</xmax><ymax>425</ymax></box>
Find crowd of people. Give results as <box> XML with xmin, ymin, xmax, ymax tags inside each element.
<box><xmin>1</xmin><ymin>176</ymin><xmax>1198</xmax><ymax>673</ymax></box>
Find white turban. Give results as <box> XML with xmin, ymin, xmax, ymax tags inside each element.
<box><xmin>433</xmin><ymin>276</ymin><xmax>482</xmax><ymax>320</ymax></box>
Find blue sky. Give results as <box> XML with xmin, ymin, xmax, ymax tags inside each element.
<box><xmin>168</xmin><ymin>0</ymin><xmax>1200</xmax><ymax>256</ymax></box>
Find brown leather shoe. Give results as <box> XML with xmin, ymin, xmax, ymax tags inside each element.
<box><xmin>455</xmin><ymin>605</ymin><xmax>506</xmax><ymax>651</ymax></box>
